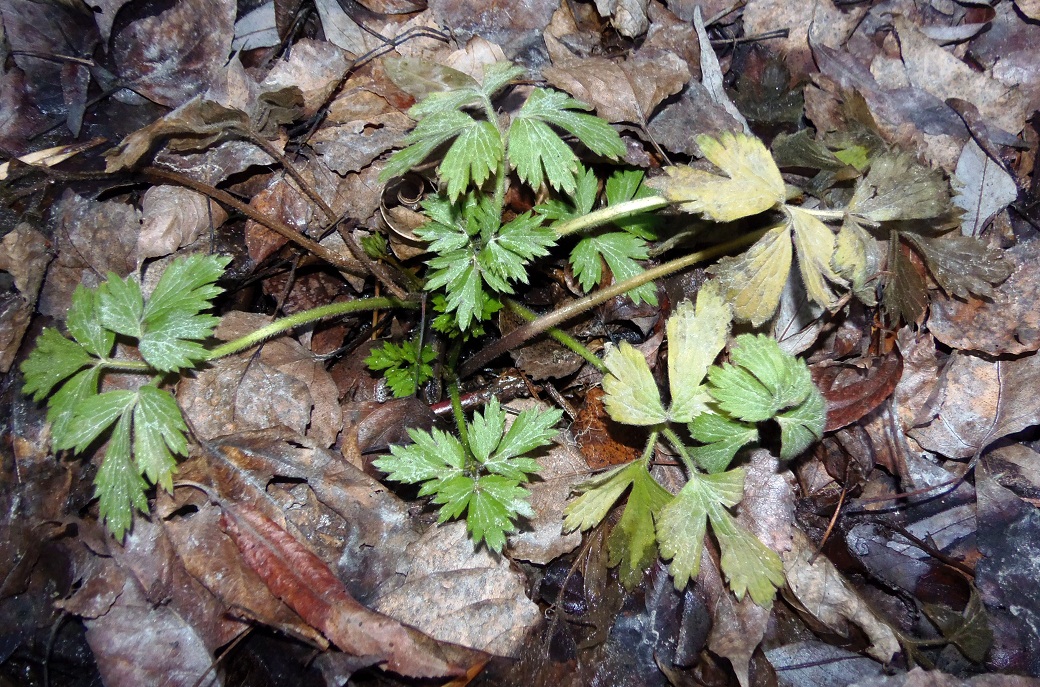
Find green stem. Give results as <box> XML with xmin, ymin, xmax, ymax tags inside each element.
<box><xmin>459</xmin><ymin>226</ymin><xmax>771</xmax><ymax>378</ymax></box>
<box><xmin>504</xmin><ymin>300</ymin><xmax>607</xmax><ymax>374</ymax></box>
<box><xmin>99</xmin><ymin>359</ymin><xmax>154</xmax><ymax>373</ymax></box>
<box><xmin>206</xmin><ymin>296</ymin><xmax>416</xmax><ymax>360</ymax></box>
<box><xmin>448</xmin><ymin>381</ymin><xmax>469</xmax><ymax>448</ymax></box>
<box><xmin>553</xmin><ymin>196</ymin><xmax>671</xmax><ymax>238</ymax></box>
<box><xmin>662</xmin><ymin>426</ymin><xmax>698</xmax><ymax>474</ymax></box>
<box><xmin>640</xmin><ymin>431</ymin><xmax>659</xmax><ymax>469</ymax></box>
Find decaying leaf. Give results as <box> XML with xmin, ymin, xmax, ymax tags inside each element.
<box><xmin>847</xmin><ymin>151</ymin><xmax>951</xmax><ymax>222</ymax></box>
<box><xmin>137</xmin><ymin>185</ymin><xmax>229</xmax><ymax>261</ymax></box>
<box><xmin>903</xmin><ymin>232</ymin><xmax>1010</xmax><ymax>300</ymax></box>
<box><xmin>813</xmin><ymin>351</ymin><xmax>903</xmax><ymax>432</ymax></box>
<box><xmin>709</xmin><ymin>225</ymin><xmax>792</xmax><ymax>326</ymax></box>
<box><xmin>786</xmin><ymin>205</ymin><xmax>846</xmax><ymax>311</ymax></box>
<box><xmin>953</xmin><ymin>139</ymin><xmax>1019</xmax><ymax>237</ymax></box>
<box><xmin>883</xmin><ymin>237</ymin><xmax>928</xmax><ymax>327</ymax></box>
<box><xmin>648</xmin><ymin>133</ymin><xmax>786</xmax><ymax>221</ymax></box>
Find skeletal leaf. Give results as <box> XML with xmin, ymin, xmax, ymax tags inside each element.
<box><xmin>647</xmin><ymin>133</ymin><xmax>786</xmax><ymax>222</ymax></box>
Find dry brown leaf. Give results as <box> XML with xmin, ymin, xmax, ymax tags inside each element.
<box><xmin>371</xmin><ymin>521</ymin><xmax>541</xmax><ymax>657</ymax></box>
<box><xmin>137</xmin><ymin>185</ymin><xmax>229</xmax><ymax>262</ymax></box>
<box><xmin>782</xmin><ymin>528</ymin><xmax>901</xmax><ymax>663</ymax></box>
<box><xmin>929</xmin><ymin>241</ymin><xmax>1040</xmax><ymax>356</ymax></box>
<box><xmin>112</xmin><ymin>0</ymin><xmax>235</xmax><ymax>108</ymax></box>
<box><xmin>0</xmin><ymin>224</ymin><xmax>51</xmax><ymax>372</ymax></box>
<box><xmin>594</xmin><ymin>0</ymin><xmax>648</xmax><ymax>37</ymax></box>
<box><xmin>37</xmin><ymin>190</ymin><xmax>139</xmax><ymax>319</ymax></box>
<box><xmin>543</xmin><ymin>48</ymin><xmax>689</xmax><ymax>125</ymax></box>
<box><xmin>260</xmin><ymin>38</ymin><xmax>351</xmax><ymax>117</ymax></box>
<box><xmin>743</xmin><ymin>0</ymin><xmax>867</xmax><ymax>77</ymax></box>
<box><xmin>221</xmin><ymin>501</ymin><xmax>485</xmax><ymax>677</ymax></box>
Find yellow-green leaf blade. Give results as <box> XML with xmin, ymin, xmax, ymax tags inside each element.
<box><xmin>786</xmin><ymin>206</ymin><xmax>846</xmax><ymax>311</ymax></box>
<box><xmin>709</xmin><ymin>225</ymin><xmax>792</xmax><ymax>326</ymax></box>
<box><xmin>602</xmin><ymin>341</ymin><xmax>667</xmax><ymax>426</ymax></box>
<box><xmin>667</xmin><ymin>281</ymin><xmax>732</xmax><ymax>423</ymax></box>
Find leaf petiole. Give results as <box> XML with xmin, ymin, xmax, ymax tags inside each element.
<box><xmin>553</xmin><ymin>195</ymin><xmax>671</xmax><ymax>238</ymax></box>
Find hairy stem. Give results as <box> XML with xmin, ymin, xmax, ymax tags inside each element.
<box><xmin>504</xmin><ymin>300</ymin><xmax>607</xmax><ymax>374</ymax></box>
<box><xmin>206</xmin><ymin>296</ymin><xmax>416</xmax><ymax>360</ymax></box>
<box><xmin>662</xmin><ymin>426</ymin><xmax>698</xmax><ymax>474</ymax></box>
<box><xmin>640</xmin><ymin>431</ymin><xmax>660</xmax><ymax>468</ymax></box>
<box><xmin>448</xmin><ymin>381</ymin><xmax>469</xmax><ymax>449</ymax></box>
<box><xmin>553</xmin><ymin>196</ymin><xmax>671</xmax><ymax>238</ymax></box>
<box><xmin>459</xmin><ymin>226</ymin><xmax>770</xmax><ymax>377</ymax></box>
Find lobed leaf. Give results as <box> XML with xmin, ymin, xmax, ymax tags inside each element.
<box><xmin>468</xmin><ymin>398</ymin><xmax>507</xmax><ymax>464</ymax></box>
<box><xmin>848</xmin><ymin>151</ymin><xmax>950</xmax><ymax>222</ymax></box>
<box><xmin>648</xmin><ymin>133</ymin><xmax>785</xmax><ymax>222</ymax></box>
<box><xmin>374</xmin><ymin>427</ymin><xmax>466</xmax><ymax>485</ymax></box>
<box><xmin>439</xmin><ymin>120</ymin><xmax>503</xmax><ymax>201</ymax></box>
<box><xmin>46</xmin><ymin>367</ymin><xmax>101</xmax><ymax>448</ymax></box>
<box><xmin>95</xmin><ymin>410</ymin><xmax>149</xmax><ymax>540</ymax></box>
<box><xmin>688</xmin><ymin>413</ymin><xmax>758</xmax><ymax>474</ymax></box>
<box><xmin>569</xmin><ymin>233</ymin><xmax>656</xmax><ymax>306</ymax></box>
<box><xmin>508</xmin><ymin>116</ymin><xmax>581</xmax><ymax>193</ymax></box>
<box><xmin>465</xmin><ymin>475</ymin><xmax>534</xmax><ymax>552</ymax></box>
<box><xmin>133</xmin><ymin>385</ymin><xmax>188</xmax><ymax>492</ymax></box>
<box><xmin>20</xmin><ymin>328</ymin><xmax>93</xmax><ymax>401</ymax></box>
<box><xmin>775</xmin><ymin>386</ymin><xmax>826</xmax><ymax>461</ymax></box>
<box><xmin>66</xmin><ymin>285</ymin><xmax>114</xmax><ymax>358</ymax></box>
<box><xmin>658</xmin><ymin>469</ymin><xmax>746</xmax><ymax>589</ymax></box>
<box><xmin>903</xmin><ymin>232</ymin><xmax>1010</xmax><ymax>300</ymax></box>
<box><xmin>491</xmin><ymin>404</ymin><xmax>562</xmax><ymax>465</ymax></box>
<box><xmin>58</xmin><ymin>389</ymin><xmax>137</xmax><ymax>454</ymax></box>
<box><xmin>480</xmin><ymin>62</ymin><xmax>526</xmax><ymax>98</ymax></box>
<box><xmin>786</xmin><ymin>206</ymin><xmax>846</xmax><ymax>311</ymax></box>
<box><xmin>667</xmin><ymin>283</ymin><xmax>732</xmax><ymax>423</ymax></box>
<box><xmin>602</xmin><ymin>341</ymin><xmax>667</xmax><ymax>426</ymax></box>
<box><xmin>563</xmin><ymin>461</ymin><xmax>640</xmax><ymax>532</ymax></box>
<box><xmin>517</xmin><ymin>88</ymin><xmax>626</xmax><ymax>159</ymax></box>
<box><xmin>607</xmin><ymin>465</ymin><xmax>673</xmax><ymax>588</ymax></box>
<box><xmin>706</xmin><ymin>502</ymin><xmax>784</xmax><ymax>606</ymax></box>
<box><xmin>98</xmin><ymin>271</ymin><xmax>144</xmax><ymax>338</ymax></box>
<box><xmin>709</xmin><ymin>225</ymin><xmax>792</xmax><ymax>326</ymax></box>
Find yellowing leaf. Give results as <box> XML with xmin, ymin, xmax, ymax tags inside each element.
<box><xmin>602</xmin><ymin>341</ymin><xmax>667</xmax><ymax>426</ymax></box>
<box><xmin>848</xmin><ymin>151</ymin><xmax>950</xmax><ymax>222</ymax></box>
<box><xmin>647</xmin><ymin>133</ymin><xmax>785</xmax><ymax>222</ymax></box>
<box><xmin>786</xmin><ymin>206</ymin><xmax>846</xmax><ymax>311</ymax></box>
<box><xmin>833</xmin><ymin>219</ymin><xmax>876</xmax><ymax>304</ymax></box>
<box><xmin>709</xmin><ymin>225</ymin><xmax>792</xmax><ymax>326</ymax></box>
<box><xmin>667</xmin><ymin>282</ymin><xmax>732</xmax><ymax>423</ymax></box>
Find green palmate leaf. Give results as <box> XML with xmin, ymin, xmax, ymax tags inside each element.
<box><xmin>786</xmin><ymin>206</ymin><xmax>846</xmax><ymax>310</ymax></box>
<box><xmin>776</xmin><ymin>386</ymin><xmax>826</xmax><ymax>460</ymax></box>
<box><xmin>139</xmin><ymin>311</ymin><xmax>219</xmax><ymax>372</ymax></box>
<box><xmin>607</xmin><ymin>464</ymin><xmax>673</xmax><ymax>588</ymax></box>
<box><xmin>489</xmin><ymin>404</ymin><xmax>562</xmax><ymax>466</ymax></box>
<box><xmin>95</xmin><ymin>409</ymin><xmax>149</xmax><ymax>541</ymax></box>
<box><xmin>648</xmin><ymin>133</ymin><xmax>786</xmax><ymax>222</ymax></box>
<box><xmin>706</xmin><ymin>501</ymin><xmax>784</xmax><ymax>606</ymax></box>
<box><xmin>364</xmin><ymin>340</ymin><xmax>435</xmax><ymax>398</ymax></box>
<box><xmin>517</xmin><ymin>88</ymin><xmax>626</xmax><ymax>158</ymax></box>
<box><xmin>133</xmin><ymin>384</ymin><xmax>188</xmax><ymax>491</ymax></box>
<box><xmin>480</xmin><ymin>62</ymin><xmax>526</xmax><ymax>98</ymax></box>
<box><xmin>98</xmin><ymin>271</ymin><xmax>144</xmax><ymax>338</ymax></box>
<box><xmin>563</xmin><ymin>461</ymin><xmax>641</xmax><ymax>532</ymax></box>
<box><xmin>709</xmin><ymin>224</ymin><xmax>792</xmax><ymax>326</ymax></box>
<box><xmin>606</xmin><ymin>169</ymin><xmax>659</xmax><ymax>240</ymax></box>
<box><xmin>657</xmin><ymin>469</ymin><xmax>745</xmax><ymax>589</ymax></box>
<box><xmin>439</xmin><ymin>120</ymin><xmax>503</xmax><ymax>200</ymax></box>
<box><xmin>688</xmin><ymin>413</ymin><xmax>758</xmax><ymax>474</ymax></box>
<box><xmin>375</xmin><ymin>427</ymin><xmax>467</xmax><ymax>485</ymax></box>
<box><xmin>47</xmin><ymin>367</ymin><xmax>101</xmax><ymax>448</ymax></box>
<box><xmin>465</xmin><ymin>475</ymin><xmax>535</xmax><ymax>552</ymax></box>
<box><xmin>59</xmin><ymin>389</ymin><xmax>137</xmax><ymax>454</ymax></box>
<box><xmin>66</xmin><ymin>285</ymin><xmax>114</xmax><ymax>357</ymax></box>
<box><xmin>570</xmin><ymin>232</ymin><xmax>656</xmax><ymax>305</ymax></box>
<box><xmin>487</xmin><ymin>213</ymin><xmax>557</xmax><ymax>278</ymax></box>
<box><xmin>667</xmin><ymin>283</ymin><xmax>732</xmax><ymax>423</ymax></box>
<box><xmin>432</xmin><ymin>473</ymin><xmax>476</xmax><ymax>520</ymax></box>
<box><xmin>602</xmin><ymin>341</ymin><xmax>667</xmax><ymax>426</ymax></box>
<box><xmin>708</xmin><ymin>334</ymin><xmax>813</xmax><ymax>423</ymax></box>
<box><xmin>508</xmin><ymin>116</ymin><xmax>582</xmax><ymax>193</ymax></box>
<box><xmin>902</xmin><ymin>232</ymin><xmax>1010</xmax><ymax>299</ymax></box>
<box><xmin>468</xmin><ymin>397</ymin><xmax>507</xmax><ymax>464</ymax></box>
<box><xmin>380</xmin><ymin>109</ymin><xmax>478</xmax><ymax>182</ymax></box>
<box><xmin>425</xmin><ymin>251</ymin><xmax>482</xmax><ymax>330</ymax></box>
<box><xmin>408</xmin><ymin>86</ymin><xmax>483</xmax><ymax>119</ymax></box>
<box><xmin>848</xmin><ymin>151</ymin><xmax>950</xmax><ymax>222</ymax></box>
<box><xmin>20</xmin><ymin>328</ymin><xmax>93</xmax><ymax>401</ymax></box>
<box><xmin>144</xmin><ymin>254</ymin><xmax>229</xmax><ymax>324</ymax></box>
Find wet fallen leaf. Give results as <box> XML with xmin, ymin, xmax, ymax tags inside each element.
<box><xmin>221</xmin><ymin>500</ymin><xmax>485</xmax><ymax>677</ymax></box>
<box><xmin>813</xmin><ymin>351</ymin><xmax>903</xmax><ymax>432</ymax></box>
<box><xmin>137</xmin><ymin>185</ymin><xmax>229</xmax><ymax>262</ymax></box>
<box><xmin>0</xmin><ymin>224</ymin><xmax>50</xmax><ymax>372</ymax></box>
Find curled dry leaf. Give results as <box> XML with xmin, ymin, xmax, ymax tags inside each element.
<box><xmin>782</xmin><ymin>528</ymin><xmax>901</xmax><ymax>663</ymax></box>
<box><xmin>137</xmin><ymin>185</ymin><xmax>229</xmax><ymax>262</ymax></box>
<box><xmin>813</xmin><ymin>351</ymin><xmax>903</xmax><ymax>432</ymax></box>
<box><xmin>929</xmin><ymin>241</ymin><xmax>1040</xmax><ymax>356</ymax></box>
<box><xmin>0</xmin><ymin>224</ymin><xmax>51</xmax><ymax>372</ymax></box>
<box><xmin>220</xmin><ymin>501</ymin><xmax>486</xmax><ymax>678</ymax></box>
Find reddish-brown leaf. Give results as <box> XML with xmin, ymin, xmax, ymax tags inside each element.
<box><xmin>220</xmin><ymin>502</ymin><xmax>486</xmax><ymax>678</ymax></box>
<box><xmin>813</xmin><ymin>351</ymin><xmax>903</xmax><ymax>432</ymax></box>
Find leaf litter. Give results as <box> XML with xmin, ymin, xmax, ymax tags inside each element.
<box><xmin>3</xmin><ymin>0</ymin><xmax>1040</xmax><ymax>685</ymax></box>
